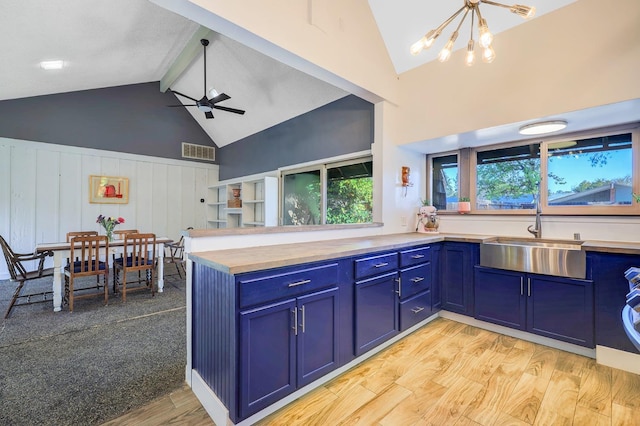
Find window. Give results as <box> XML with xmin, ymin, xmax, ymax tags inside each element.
<box><xmin>476</xmin><ymin>144</ymin><xmax>540</xmax><ymax>210</ymax></box>
<box><xmin>468</xmin><ymin>129</ymin><xmax>638</xmax><ymax>215</ymax></box>
<box><xmin>431</xmin><ymin>154</ymin><xmax>458</xmax><ymax>211</ymax></box>
<box><xmin>546</xmin><ymin>133</ymin><xmax>633</xmax><ymax>207</ymax></box>
<box><xmin>282</xmin><ymin>157</ymin><xmax>373</xmax><ymax>225</ymax></box>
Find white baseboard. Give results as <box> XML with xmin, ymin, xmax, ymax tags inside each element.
<box><xmin>596</xmin><ymin>345</ymin><xmax>640</xmax><ymax>375</ymax></box>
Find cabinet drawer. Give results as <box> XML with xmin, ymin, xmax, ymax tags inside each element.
<box><xmin>354</xmin><ymin>252</ymin><xmax>398</xmax><ymax>279</ymax></box>
<box><xmin>400</xmin><ymin>263</ymin><xmax>431</xmax><ymax>299</ymax></box>
<box><xmin>399</xmin><ymin>290</ymin><xmax>432</xmax><ymax>331</ymax></box>
<box><xmin>239</xmin><ymin>263</ymin><xmax>339</xmax><ymax>308</ymax></box>
<box><xmin>399</xmin><ymin>246</ymin><xmax>431</xmax><ymax>267</ymax></box>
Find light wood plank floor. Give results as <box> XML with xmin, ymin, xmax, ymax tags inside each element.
<box><xmin>102</xmin><ymin>318</ymin><xmax>640</xmax><ymax>425</ymax></box>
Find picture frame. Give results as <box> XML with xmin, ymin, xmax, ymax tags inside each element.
<box><xmin>89</xmin><ymin>175</ymin><xmax>129</xmax><ymax>204</ymax></box>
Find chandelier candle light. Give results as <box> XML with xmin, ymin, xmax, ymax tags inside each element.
<box><xmin>97</xmin><ymin>215</ymin><xmax>125</xmax><ymax>242</ymax></box>
<box><xmin>410</xmin><ymin>0</ymin><xmax>535</xmax><ymax>65</ymax></box>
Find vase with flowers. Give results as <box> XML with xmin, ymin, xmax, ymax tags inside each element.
<box><xmin>97</xmin><ymin>215</ymin><xmax>125</xmax><ymax>242</ymax></box>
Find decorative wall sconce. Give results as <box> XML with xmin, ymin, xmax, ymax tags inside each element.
<box><xmin>401</xmin><ymin>166</ymin><xmax>413</xmax><ymax>197</ymax></box>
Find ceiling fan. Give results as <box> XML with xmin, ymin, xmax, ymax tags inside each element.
<box><xmin>168</xmin><ymin>39</ymin><xmax>245</xmax><ymax>119</ymax></box>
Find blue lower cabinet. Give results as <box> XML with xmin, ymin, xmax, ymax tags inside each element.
<box><xmin>441</xmin><ymin>242</ymin><xmax>478</xmax><ymax>315</ymax></box>
<box><xmin>528</xmin><ymin>275</ymin><xmax>594</xmax><ymax>347</ymax></box>
<box><xmin>474</xmin><ymin>266</ymin><xmax>526</xmax><ymax>330</ymax></box>
<box><xmin>474</xmin><ymin>266</ymin><xmax>594</xmax><ymax>348</ymax></box>
<box><xmin>399</xmin><ymin>290</ymin><xmax>432</xmax><ymax>331</ymax></box>
<box><xmin>240</xmin><ymin>287</ymin><xmax>339</xmax><ymax>419</ymax></box>
<box><xmin>355</xmin><ymin>271</ymin><xmax>399</xmax><ymax>356</ymax></box>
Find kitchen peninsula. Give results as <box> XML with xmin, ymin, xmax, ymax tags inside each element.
<box><xmin>184</xmin><ymin>228</ymin><xmax>640</xmax><ymax>426</ymax></box>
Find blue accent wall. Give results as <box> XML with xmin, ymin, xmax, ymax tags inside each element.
<box><xmin>0</xmin><ymin>82</ymin><xmax>218</xmax><ymax>163</ymax></box>
<box><xmin>217</xmin><ymin>95</ymin><xmax>374</xmax><ymax>180</ymax></box>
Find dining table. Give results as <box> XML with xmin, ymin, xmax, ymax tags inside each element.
<box><xmin>36</xmin><ymin>237</ymin><xmax>172</xmax><ymax>312</ymax></box>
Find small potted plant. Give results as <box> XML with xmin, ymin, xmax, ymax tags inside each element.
<box><xmin>458</xmin><ymin>197</ymin><xmax>471</xmax><ymax>214</ymax></box>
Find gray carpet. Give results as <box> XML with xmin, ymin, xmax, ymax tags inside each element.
<box><xmin>0</xmin><ymin>266</ymin><xmax>187</xmax><ymax>425</ymax></box>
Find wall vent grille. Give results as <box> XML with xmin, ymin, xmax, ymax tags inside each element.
<box><xmin>182</xmin><ymin>142</ymin><xmax>215</xmax><ymax>161</ymax></box>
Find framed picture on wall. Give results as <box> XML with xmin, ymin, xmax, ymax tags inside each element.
<box><xmin>89</xmin><ymin>175</ymin><xmax>129</xmax><ymax>204</ymax></box>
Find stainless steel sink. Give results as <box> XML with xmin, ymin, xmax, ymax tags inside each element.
<box><xmin>480</xmin><ymin>237</ymin><xmax>586</xmax><ymax>279</ymax></box>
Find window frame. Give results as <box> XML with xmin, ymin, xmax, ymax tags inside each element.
<box><xmin>439</xmin><ymin>125</ymin><xmax>639</xmax><ymax>216</ymax></box>
<box><xmin>280</xmin><ymin>155</ymin><xmax>373</xmax><ymax>225</ymax></box>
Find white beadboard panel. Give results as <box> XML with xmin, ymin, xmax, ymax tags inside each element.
<box><xmin>135</xmin><ymin>162</ymin><xmax>154</xmax><ymax>233</ymax></box>
<box><xmin>10</xmin><ymin>145</ymin><xmax>37</xmax><ymax>253</ymax></box>
<box><xmin>81</xmin><ymin>154</ymin><xmax>103</xmax><ymax>231</ymax></box>
<box><xmin>152</xmin><ymin>163</ymin><xmax>169</xmax><ymax>238</ymax></box>
<box><xmin>0</xmin><ymin>144</ymin><xmax>10</xmax><ymax>243</ymax></box>
<box><xmin>117</xmin><ymin>159</ymin><xmax>138</xmax><ymax>231</ymax></box>
<box><xmin>181</xmin><ymin>166</ymin><xmax>197</xmax><ymax>231</ymax></box>
<box><xmin>59</xmin><ymin>152</ymin><xmax>83</xmax><ymax>241</ymax></box>
<box><xmin>35</xmin><ymin>150</ymin><xmax>60</xmax><ymax>243</ymax></box>
<box><xmin>166</xmin><ymin>165</ymin><xmax>183</xmax><ymax>241</ymax></box>
<box><xmin>0</xmin><ymin>137</ymin><xmax>218</xmax><ymax>279</ymax></box>
<box><xmin>194</xmin><ymin>168</ymin><xmax>209</xmax><ymax>229</ymax></box>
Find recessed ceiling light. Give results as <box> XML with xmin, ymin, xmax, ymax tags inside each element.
<box><xmin>40</xmin><ymin>60</ymin><xmax>64</xmax><ymax>70</ymax></box>
<box><xmin>519</xmin><ymin>120</ymin><xmax>568</xmax><ymax>135</ymax></box>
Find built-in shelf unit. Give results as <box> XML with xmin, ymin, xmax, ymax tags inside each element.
<box><xmin>207</xmin><ymin>176</ymin><xmax>278</xmax><ymax>228</ymax></box>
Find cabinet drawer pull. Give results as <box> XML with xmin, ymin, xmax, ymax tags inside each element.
<box><xmin>288</xmin><ymin>279</ymin><xmax>311</xmax><ymax>288</ymax></box>
<box><xmin>411</xmin><ymin>306</ymin><xmax>425</xmax><ymax>314</ymax></box>
<box><xmin>374</xmin><ymin>262</ymin><xmax>389</xmax><ymax>268</ymax></box>
<box><xmin>410</xmin><ymin>277</ymin><xmax>424</xmax><ymax>283</ymax></box>
<box><xmin>411</xmin><ymin>254</ymin><xmax>425</xmax><ymax>259</ymax></box>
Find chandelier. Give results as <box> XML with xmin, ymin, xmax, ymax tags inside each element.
<box><xmin>410</xmin><ymin>0</ymin><xmax>535</xmax><ymax>65</ymax></box>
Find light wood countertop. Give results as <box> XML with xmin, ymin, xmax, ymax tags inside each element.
<box><xmin>188</xmin><ymin>231</ymin><xmax>640</xmax><ymax>275</ymax></box>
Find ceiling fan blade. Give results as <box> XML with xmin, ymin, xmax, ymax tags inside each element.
<box><xmin>212</xmin><ymin>105</ymin><xmax>246</xmax><ymax>115</ymax></box>
<box><xmin>168</xmin><ymin>104</ymin><xmax>197</xmax><ymax>107</ymax></box>
<box><xmin>170</xmin><ymin>90</ymin><xmax>199</xmax><ymax>103</ymax></box>
<box><xmin>205</xmin><ymin>111</ymin><xmax>214</xmax><ymax>119</ymax></box>
<box><xmin>209</xmin><ymin>93</ymin><xmax>231</xmax><ymax>104</ymax></box>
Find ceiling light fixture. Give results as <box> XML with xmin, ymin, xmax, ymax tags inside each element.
<box><xmin>410</xmin><ymin>0</ymin><xmax>535</xmax><ymax>65</ymax></box>
<box><xmin>519</xmin><ymin>120</ymin><xmax>568</xmax><ymax>135</ymax></box>
<box><xmin>40</xmin><ymin>60</ymin><xmax>64</xmax><ymax>70</ymax></box>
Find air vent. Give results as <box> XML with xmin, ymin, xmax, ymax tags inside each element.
<box><xmin>182</xmin><ymin>142</ymin><xmax>215</xmax><ymax>161</ymax></box>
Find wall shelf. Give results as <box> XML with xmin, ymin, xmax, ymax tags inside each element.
<box><xmin>207</xmin><ymin>176</ymin><xmax>278</xmax><ymax>229</ymax></box>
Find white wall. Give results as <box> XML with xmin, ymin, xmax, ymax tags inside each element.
<box><xmin>0</xmin><ymin>137</ymin><xmax>218</xmax><ymax>279</ymax></box>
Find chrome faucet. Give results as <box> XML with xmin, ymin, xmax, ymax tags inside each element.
<box><xmin>527</xmin><ymin>181</ymin><xmax>542</xmax><ymax>239</ymax></box>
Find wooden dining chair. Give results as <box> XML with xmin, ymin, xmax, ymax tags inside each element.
<box><xmin>66</xmin><ymin>231</ymin><xmax>98</xmax><ymax>242</ymax></box>
<box><xmin>113</xmin><ymin>233</ymin><xmax>156</xmax><ymax>302</ymax></box>
<box><xmin>113</xmin><ymin>229</ymin><xmax>139</xmax><ymax>240</ymax></box>
<box><xmin>64</xmin><ymin>235</ymin><xmax>109</xmax><ymax>312</ymax></box>
<box><xmin>1</xmin><ymin>234</ymin><xmax>54</xmax><ymax>318</ymax></box>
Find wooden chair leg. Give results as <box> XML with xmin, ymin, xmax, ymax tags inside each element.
<box><xmin>4</xmin><ymin>280</ymin><xmax>26</xmax><ymax>319</ymax></box>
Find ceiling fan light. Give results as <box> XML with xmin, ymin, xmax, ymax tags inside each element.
<box><xmin>519</xmin><ymin>120</ymin><xmax>568</xmax><ymax>135</ymax></box>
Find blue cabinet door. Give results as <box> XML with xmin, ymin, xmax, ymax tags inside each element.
<box><xmin>474</xmin><ymin>266</ymin><xmax>526</xmax><ymax>330</ymax></box>
<box><xmin>441</xmin><ymin>242</ymin><xmax>477</xmax><ymax>315</ymax></box>
<box><xmin>431</xmin><ymin>244</ymin><xmax>442</xmax><ymax>311</ymax></box>
<box><xmin>527</xmin><ymin>274</ymin><xmax>594</xmax><ymax>348</ymax></box>
<box><xmin>240</xmin><ymin>298</ymin><xmax>296</xmax><ymax>419</ymax></box>
<box><xmin>297</xmin><ymin>287</ymin><xmax>339</xmax><ymax>387</ymax></box>
<box><xmin>355</xmin><ymin>271</ymin><xmax>399</xmax><ymax>355</ymax></box>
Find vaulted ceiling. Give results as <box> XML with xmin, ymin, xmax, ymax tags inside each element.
<box><xmin>2</xmin><ymin>0</ymin><xmax>636</xmax><ymax>151</ymax></box>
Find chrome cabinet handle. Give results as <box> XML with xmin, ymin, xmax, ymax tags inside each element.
<box><xmin>395</xmin><ymin>277</ymin><xmax>401</xmax><ymax>298</ymax></box>
<box><xmin>528</xmin><ymin>277</ymin><xmax>531</xmax><ymax>297</ymax></box>
<box><xmin>410</xmin><ymin>277</ymin><xmax>424</xmax><ymax>283</ymax></box>
<box><xmin>292</xmin><ymin>308</ymin><xmax>298</xmax><ymax>336</ymax></box>
<box><xmin>411</xmin><ymin>306</ymin><xmax>425</xmax><ymax>314</ymax></box>
<box><xmin>520</xmin><ymin>277</ymin><xmax>524</xmax><ymax>296</ymax></box>
<box><xmin>374</xmin><ymin>262</ymin><xmax>389</xmax><ymax>268</ymax></box>
<box><xmin>411</xmin><ymin>254</ymin><xmax>425</xmax><ymax>259</ymax></box>
<box><xmin>299</xmin><ymin>306</ymin><xmax>305</xmax><ymax>333</ymax></box>
<box><xmin>288</xmin><ymin>279</ymin><xmax>311</xmax><ymax>288</ymax></box>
